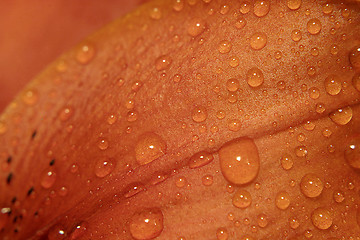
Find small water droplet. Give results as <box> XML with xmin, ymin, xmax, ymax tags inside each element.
<box><xmin>218</xmin><ymin>40</ymin><xmax>232</xmax><ymax>54</ymax></box>
<box><xmin>257</xmin><ymin>214</ymin><xmax>268</xmax><ymax>228</ymax></box>
<box><xmin>307</xmin><ymin>66</ymin><xmax>316</xmax><ymax>76</ymax></box>
<box><xmin>0</xmin><ymin>121</ymin><xmax>7</xmax><ymax>135</ymax></box>
<box><xmin>228</xmin><ymin>119</ymin><xmax>241</xmax><ymax>132</ymax></box>
<box><xmin>329</xmin><ymin>44</ymin><xmax>339</xmax><ymax>55</ymax></box>
<box><xmin>311</xmin><ymin>208</ymin><xmax>333</xmax><ymax>230</ymax></box>
<box><xmin>219</xmin><ymin>138</ymin><xmax>260</xmax><ymax>185</ymax></box>
<box><xmin>235</xmin><ymin>17</ymin><xmax>247</xmax><ymax>29</ymax></box>
<box><xmin>107</xmin><ymin>114</ymin><xmax>117</xmax><ymax>125</ymax></box>
<box><xmin>188</xmin><ymin>151</ymin><xmax>214</xmax><ymax>169</ymax></box>
<box><xmin>59</xmin><ymin>107</ymin><xmax>74</xmax><ymax>122</ymax></box>
<box><xmin>275</xmin><ymin>191</ymin><xmax>290</xmax><ymax>210</ymax></box>
<box><xmin>135</xmin><ymin>133</ymin><xmax>167</xmax><ymax>165</ymax></box>
<box><xmin>286</xmin><ymin>0</ymin><xmax>301</xmax><ymax>10</ymax></box>
<box><xmin>127</xmin><ymin>111</ymin><xmax>138</xmax><ymax>122</ymax></box>
<box><xmin>216</xmin><ymin>227</ymin><xmax>228</xmax><ymax>240</ymax></box>
<box><xmin>149</xmin><ymin>7</ymin><xmax>162</xmax><ymax>20</ymax></box>
<box><xmin>274</xmin><ymin>51</ymin><xmax>282</xmax><ymax>60</ymax></box>
<box><xmin>250</xmin><ymin>32</ymin><xmax>267</xmax><ymax>50</ymax></box>
<box><xmin>129</xmin><ymin>208</ymin><xmax>164</xmax><ymax>240</ymax></box>
<box><xmin>303</xmin><ymin>121</ymin><xmax>315</xmax><ymax>131</ymax></box>
<box><xmin>48</xmin><ymin>224</ymin><xmax>67</xmax><ymax>240</ymax></box>
<box><xmin>97</xmin><ymin>138</ymin><xmax>109</xmax><ymax>150</ymax></box>
<box><xmin>324</xmin><ymin>75</ymin><xmax>341</xmax><ymax>96</ymax></box>
<box><xmin>22</xmin><ymin>89</ymin><xmax>38</xmax><ymax>106</ymax></box>
<box><xmin>329</xmin><ymin>106</ymin><xmax>353</xmax><ymax>125</ymax></box>
<box><xmin>187</xmin><ymin>18</ymin><xmax>206</xmax><ymax>37</ymax></box>
<box><xmin>246</xmin><ymin>67</ymin><xmax>264</xmax><ymax>87</ymax></box>
<box><xmin>322</xmin><ymin>3</ymin><xmax>333</xmax><ymax>14</ymax></box>
<box><xmin>291</xmin><ymin>29</ymin><xmax>302</xmax><ymax>42</ymax></box>
<box><xmin>124</xmin><ymin>183</ymin><xmax>146</xmax><ymax>198</ymax></box>
<box><xmin>226</xmin><ymin>78</ymin><xmax>240</xmax><ymax>92</ymax></box>
<box><xmin>310</xmin><ymin>47</ymin><xmax>319</xmax><ymax>56</ymax></box>
<box><xmin>349</xmin><ymin>46</ymin><xmax>360</xmax><ymax>69</ymax></box>
<box><xmin>232</xmin><ymin>189</ymin><xmax>252</xmax><ymax>208</ymax></box>
<box><xmin>94</xmin><ymin>157</ymin><xmax>115</xmax><ymax>178</ymax></box>
<box><xmin>280</xmin><ymin>155</ymin><xmax>293</xmax><ymax>170</ymax></box>
<box><xmin>41</xmin><ymin>169</ymin><xmax>57</xmax><ymax>189</ymax></box>
<box><xmin>333</xmin><ymin>190</ymin><xmax>345</xmax><ymax>203</ymax></box>
<box><xmin>308</xmin><ymin>87</ymin><xmax>320</xmax><ymax>99</ymax></box>
<box><xmin>216</xmin><ymin>110</ymin><xmax>226</xmax><ymax>119</ymax></box>
<box><xmin>253</xmin><ymin>0</ymin><xmax>270</xmax><ymax>17</ymax></box>
<box><xmin>289</xmin><ymin>217</ymin><xmax>300</xmax><ymax>229</ymax></box>
<box><xmin>76</xmin><ymin>43</ymin><xmax>95</xmax><ymax>64</ymax></box>
<box><xmin>344</xmin><ymin>141</ymin><xmax>360</xmax><ymax>169</ymax></box>
<box><xmin>307</xmin><ymin>18</ymin><xmax>322</xmax><ymax>35</ymax></box>
<box><xmin>192</xmin><ymin>106</ymin><xmax>208</xmax><ymax>122</ymax></box>
<box><xmin>300</xmin><ymin>173</ymin><xmax>324</xmax><ymax>198</ymax></box>
<box><xmin>295</xmin><ymin>145</ymin><xmax>307</xmax><ymax>157</ymax></box>
<box><xmin>155</xmin><ymin>55</ymin><xmax>172</xmax><ymax>71</ymax></box>
<box><xmin>69</xmin><ymin>222</ymin><xmax>88</xmax><ymax>240</ymax></box>
<box><xmin>202</xmin><ymin>174</ymin><xmax>213</xmax><ymax>186</ymax></box>
<box><xmin>315</xmin><ymin>103</ymin><xmax>326</xmax><ymax>113</ymax></box>
<box><xmin>173</xmin><ymin>0</ymin><xmax>184</xmax><ymax>11</ymax></box>
<box><xmin>240</xmin><ymin>1</ymin><xmax>251</xmax><ymax>14</ymax></box>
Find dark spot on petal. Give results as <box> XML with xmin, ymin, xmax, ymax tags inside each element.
<box><xmin>6</xmin><ymin>156</ymin><xmax>12</xmax><ymax>164</ymax></box>
<box><xmin>31</xmin><ymin>130</ymin><xmax>37</xmax><ymax>139</ymax></box>
<box><xmin>11</xmin><ymin>197</ymin><xmax>16</xmax><ymax>204</ymax></box>
<box><xmin>13</xmin><ymin>216</ymin><xmax>17</xmax><ymax>223</ymax></box>
<box><xmin>14</xmin><ymin>228</ymin><xmax>18</xmax><ymax>233</ymax></box>
<box><xmin>34</xmin><ymin>211</ymin><xmax>38</xmax><ymax>216</ymax></box>
<box><xmin>49</xmin><ymin>159</ymin><xmax>55</xmax><ymax>166</ymax></box>
<box><xmin>27</xmin><ymin>187</ymin><xmax>34</xmax><ymax>196</ymax></box>
<box><xmin>6</xmin><ymin>173</ymin><xmax>13</xmax><ymax>184</ymax></box>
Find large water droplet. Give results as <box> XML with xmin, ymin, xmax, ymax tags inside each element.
<box><xmin>219</xmin><ymin>138</ymin><xmax>260</xmax><ymax>185</ymax></box>
<box><xmin>286</xmin><ymin>0</ymin><xmax>301</xmax><ymax>10</ymax></box>
<box><xmin>349</xmin><ymin>46</ymin><xmax>360</xmax><ymax>69</ymax></box>
<box><xmin>192</xmin><ymin>106</ymin><xmax>208</xmax><ymax>122</ymax></box>
<box><xmin>344</xmin><ymin>141</ymin><xmax>360</xmax><ymax>169</ymax></box>
<box><xmin>76</xmin><ymin>43</ymin><xmax>95</xmax><ymax>65</ymax></box>
<box><xmin>188</xmin><ymin>151</ymin><xmax>214</xmax><ymax>169</ymax></box>
<box><xmin>94</xmin><ymin>157</ymin><xmax>115</xmax><ymax>178</ymax></box>
<box><xmin>250</xmin><ymin>32</ymin><xmax>267</xmax><ymax>50</ymax></box>
<box><xmin>135</xmin><ymin>133</ymin><xmax>167</xmax><ymax>165</ymax></box>
<box><xmin>155</xmin><ymin>55</ymin><xmax>172</xmax><ymax>71</ymax></box>
<box><xmin>129</xmin><ymin>208</ymin><xmax>164</xmax><ymax>240</ymax></box>
<box><xmin>246</xmin><ymin>67</ymin><xmax>264</xmax><ymax>87</ymax></box>
<box><xmin>253</xmin><ymin>0</ymin><xmax>270</xmax><ymax>17</ymax></box>
<box><xmin>324</xmin><ymin>75</ymin><xmax>341</xmax><ymax>96</ymax></box>
<box><xmin>232</xmin><ymin>189</ymin><xmax>252</xmax><ymax>208</ymax></box>
<box><xmin>311</xmin><ymin>208</ymin><xmax>333</xmax><ymax>230</ymax></box>
<box><xmin>187</xmin><ymin>18</ymin><xmax>206</xmax><ymax>37</ymax></box>
<box><xmin>329</xmin><ymin>106</ymin><xmax>353</xmax><ymax>125</ymax></box>
<box><xmin>300</xmin><ymin>173</ymin><xmax>324</xmax><ymax>198</ymax></box>
<box><xmin>307</xmin><ymin>18</ymin><xmax>322</xmax><ymax>35</ymax></box>
<box><xmin>275</xmin><ymin>191</ymin><xmax>290</xmax><ymax>210</ymax></box>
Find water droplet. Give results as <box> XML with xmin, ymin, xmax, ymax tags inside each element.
<box><xmin>275</xmin><ymin>191</ymin><xmax>290</xmax><ymax>210</ymax></box>
<box><xmin>218</xmin><ymin>40</ymin><xmax>232</xmax><ymax>54</ymax></box>
<box><xmin>291</xmin><ymin>29</ymin><xmax>302</xmax><ymax>42</ymax></box>
<box><xmin>58</xmin><ymin>186</ymin><xmax>68</xmax><ymax>197</ymax></box>
<box><xmin>124</xmin><ymin>183</ymin><xmax>146</xmax><ymax>198</ymax></box>
<box><xmin>295</xmin><ymin>145</ymin><xmax>307</xmax><ymax>157</ymax></box>
<box><xmin>307</xmin><ymin>66</ymin><xmax>316</xmax><ymax>76</ymax></box>
<box><xmin>232</xmin><ymin>189</ymin><xmax>252</xmax><ymax>208</ymax></box>
<box><xmin>97</xmin><ymin>138</ymin><xmax>109</xmax><ymax>150</ymax></box>
<box><xmin>352</xmin><ymin>73</ymin><xmax>360</xmax><ymax>91</ymax></box>
<box><xmin>192</xmin><ymin>106</ymin><xmax>208</xmax><ymax>122</ymax></box>
<box><xmin>22</xmin><ymin>89</ymin><xmax>38</xmax><ymax>106</ymax></box>
<box><xmin>315</xmin><ymin>103</ymin><xmax>326</xmax><ymax>113</ymax></box>
<box><xmin>322</xmin><ymin>3</ymin><xmax>333</xmax><ymax>14</ymax></box>
<box><xmin>250</xmin><ymin>32</ymin><xmax>267</xmax><ymax>50</ymax></box>
<box><xmin>216</xmin><ymin>110</ymin><xmax>226</xmax><ymax>119</ymax></box>
<box><xmin>59</xmin><ymin>107</ymin><xmax>74</xmax><ymax>122</ymax></box>
<box><xmin>280</xmin><ymin>155</ymin><xmax>293</xmax><ymax>170</ymax></box>
<box><xmin>135</xmin><ymin>133</ymin><xmax>167</xmax><ymax>165</ymax></box>
<box><xmin>228</xmin><ymin>119</ymin><xmax>241</xmax><ymax>132</ymax></box>
<box><xmin>349</xmin><ymin>46</ymin><xmax>360</xmax><ymax>69</ymax></box>
<box><xmin>226</xmin><ymin>78</ymin><xmax>240</xmax><ymax>92</ymax></box>
<box><xmin>149</xmin><ymin>7</ymin><xmax>162</xmax><ymax>20</ymax></box>
<box><xmin>329</xmin><ymin>106</ymin><xmax>353</xmax><ymax>125</ymax></box>
<box><xmin>216</xmin><ymin>227</ymin><xmax>228</xmax><ymax>240</ymax></box>
<box><xmin>289</xmin><ymin>217</ymin><xmax>299</xmax><ymax>229</ymax></box>
<box><xmin>257</xmin><ymin>214</ymin><xmax>268</xmax><ymax>228</ymax></box>
<box><xmin>127</xmin><ymin>111</ymin><xmax>138</xmax><ymax>122</ymax></box>
<box><xmin>333</xmin><ymin>190</ymin><xmax>345</xmax><ymax>203</ymax></box>
<box><xmin>274</xmin><ymin>51</ymin><xmax>282</xmax><ymax>60</ymax></box>
<box><xmin>330</xmin><ymin>44</ymin><xmax>339</xmax><ymax>55</ymax></box>
<box><xmin>300</xmin><ymin>173</ymin><xmax>324</xmax><ymax>198</ymax></box>
<box><xmin>48</xmin><ymin>224</ymin><xmax>67</xmax><ymax>240</ymax></box>
<box><xmin>324</xmin><ymin>75</ymin><xmax>341</xmax><ymax>96</ymax></box>
<box><xmin>307</xmin><ymin>18</ymin><xmax>322</xmax><ymax>35</ymax></box>
<box><xmin>69</xmin><ymin>222</ymin><xmax>88</xmax><ymax>240</ymax></box>
<box><xmin>344</xmin><ymin>141</ymin><xmax>360</xmax><ymax>169</ymax></box>
<box><xmin>310</xmin><ymin>47</ymin><xmax>319</xmax><ymax>56</ymax></box>
<box><xmin>129</xmin><ymin>208</ymin><xmax>164</xmax><ymax>240</ymax></box>
<box><xmin>246</xmin><ymin>67</ymin><xmax>264</xmax><ymax>87</ymax></box>
<box><xmin>155</xmin><ymin>55</ymin><xmax>172</xmax><ymax>71</ymax></box>
<box><xmin>253</xmin><ymin>0</ymin><xmax>270</xmax><ymax>17</ymax></box>
<box><xmin>240</xmin><ymin>1</ymin><xmax>251</xmax><ymax>14</ymax></box>
<box><xmin>303</xmin><ymin>121</ymin><xmax>315</xmax><ymax>131</ymax></box>
<box><xmin>94</xmin><ymin>157</ymin><xmax>115</xmax><ymax>178</ymax></box>
<box><xmin>41</xmin><ymin>169</ymin><xmax>57</xmax><ymax>189</ymax></box>
<box><xmin>219</xmin><ymin>138</ymin><xmax>260</xmax><ymax>185</ymax></box>
<box><xmin>202</xmin><ymin>175</ymin><xmax>213</xmax><ymax>186</ymax></box>
<box><xmin>76</xmin><ymin>43</ymin><xmax>95</xmax><ymax>64</ymax></box>
<box><xmin>0</xmin><ymin>121</ymin><xmax>7</xmax><ymax>135</ymax></box>
<box><xmin>308</xmin><ymin>87</ymin><xmax>320</xmax><ymax>99</ymax></box>
<box><xmin>187</xmin><ymin>18</ymin><xmax>206</xmax><ymax>37</ymax></box>
<box><xmin>311</xmin><ymin>208</ymin><xmax>332</xmax><ymax>230</ymax></box>
<box><xmin>173</xmin><ymin>0</ymin><xmax>184</xmax><ymax>11</ymax></box>
<box><xmin>286</xmin><ymin>0</ymin><xmax>301</xmax><ymax>10</ymax></box>
<box><xmin>175</xmin><ymin>177</ymin><xmax>186</xmax><ymax>188</ymax></box>
<box><xmin>188</xmin><ymin>151</ymin><xmax>214</xmax><ymax>169</ymax></box>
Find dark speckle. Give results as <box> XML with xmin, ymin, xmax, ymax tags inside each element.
<box><xmin>11</xmin><ymin>197</ymin><xmax>17</xmax><ymax>204</ymax></box>
<box><xmin>6</xmin><ymin>173</ymin><xmax>13</xmax><ymax>184</ymax></box>
<box><xmin>13</xmin><ymin>216</ymin><xmax>18</xmax><ymax>223</ymax></box>
<box><xmin>31</xmin><ymin>130</ymin><xmax>37</xmax><ymax>139</ymax></box>
<box><xmin>27</xmin><ymin>187</ymin><xmax>34</xmax><ymax>196</ymax></box>
<box><xmin>7</xmin><ymin>156</ymin><xmax>12</xmax><ymax>164</ymax></box>
<box><xmin>14</xmin><ymin>228</ymin><xmax>18</xmax><ymax>233</ymax></box>
<box><xmin>49</xmin><ymin>159</ymin><xmax>55</xmax><ymax>166</ymax></box>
